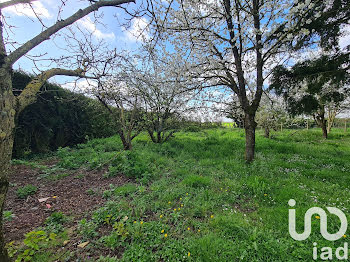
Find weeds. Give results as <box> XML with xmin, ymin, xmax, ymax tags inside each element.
<box><xmin>16</xmin><ymin>185</ymin><xmax>37</xmax><ymax>199</ymax></box>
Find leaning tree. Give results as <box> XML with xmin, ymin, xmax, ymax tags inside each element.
<box><xmin>146</xmin><ymin>0</ymin><xmax>323</xmax><ymax>162</ymax></box>
<box><xmin>0</xmin><ymin>0</ymin><xmax>134</xmax><ymax>260</ymax></box>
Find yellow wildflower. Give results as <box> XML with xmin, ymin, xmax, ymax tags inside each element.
<box><xmin>164</xmin><ymin>233</ymin><xmax>168</xmax><ymax>238</ymax></box>
<box><xmin>210</xmin><ymin>215</ymin><xmax>214</xmax><ymax>218</ymax></box>
<box><xmin>188</xmin><ymin>252</ymin><xmax>191</xmax><ymax>257</ymax></box>
<box><xmin>174</xmin><ymin>208</ymin><xmax>177</xmax><ymax>211</ymax></box>
<box><xmin>160</xmin><ymin>215</ymin><xmax>163</xmax><ymax>218</ymax></box>
<box><xmin>161</xmin><ymin>229</ymin><xmax>165</xmax><ymax>233</ymax></box>
<box><xmin>140</xmin><ymin>221</ymin><xmax>144</xmax><ymax>225</ymax></box>
<box><xmin>344</xmin><ymin>235</ymin><xmax>347</xmax><ymax>238</ymax></box>
<box><xmin>187</xmin><ymin>227</ymin><xmax>190</xmax><ymax>231</ymax></box>
<box><xmin>315</xmin><ymin>216</ymin><xmax>320</xmax><ymax>219</ymax></box>
<box><xmin>198</xmin><ymin>229</ymin><xmax>201</xmax><ymax>232</ymax></box>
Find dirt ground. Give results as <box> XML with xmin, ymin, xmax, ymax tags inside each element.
<box><xmin>4</xmin><ymin>160</ymin><xmax>131</xmax><ymax>242</ymax></box>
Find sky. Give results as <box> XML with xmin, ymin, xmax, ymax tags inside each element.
<box><xmin>1</xmin><ymin>0</ymin><xmax>149</xmax><ymax>86</ymax></box>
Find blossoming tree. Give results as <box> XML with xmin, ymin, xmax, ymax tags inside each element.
<box><xmin>146</xmin><ymin>0</ymin><xmax>319</xmax><ymax>161</ymax></box>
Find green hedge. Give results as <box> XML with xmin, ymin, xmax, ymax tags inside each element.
<box><xmin>12</xmin><ymin>71</ymin><xmax>118</xmax><ymax>158</ymax></box>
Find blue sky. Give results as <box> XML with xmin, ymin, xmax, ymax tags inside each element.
<box><xmin>2</xmin><ymin>0</ymin><xmax>148</xmax><ymax>84</ymax></box>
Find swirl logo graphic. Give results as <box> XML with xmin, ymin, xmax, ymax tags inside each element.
<box><xmin>288</xmin><ymin>199</ymin><xmax>348</xmax><ymax>241</ymax></box>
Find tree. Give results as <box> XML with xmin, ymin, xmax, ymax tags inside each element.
<box><xmin>270</xmin><ymin>53</ymin><xmax>350</xmax><ymax>138</ymax></box>
<box><xmin>146</xmin><ymin>0</ymin><xmax>319</xmax><ymax>162</ymax></box>
<box><xmin>289</xmin><ymin>0</ymin><xmax>350</xmax><ymax>51</ymax></box>
<box><xmin>255</xmin><ymin>95</ymin><xmax>287</xmax><ymax>138</ymax></box>
<box><xmin>326</xmin><ymin>99</ymin><xmax>350</xmax><ymax>134</ymax></box>
<box><xmin>0</xmin><ymin>1</ymin><xmax>134</xmax><ymax>260</ymax></box>
<box><xmin>136</xmin><ymin>54</ymin><xmax>196</xmax><ymax>143</ymax></box>
<box><xmin>95</xmin><ymin>78</ymin><xmax>144</xmax><ymax>150</ymax></box>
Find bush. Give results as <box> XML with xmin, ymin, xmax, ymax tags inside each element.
<box><xmin>16</xmin><ymin>184</ymin><xmax>38</xmax><ymax>199</ymax></box>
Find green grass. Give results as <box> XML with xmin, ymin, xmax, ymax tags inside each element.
<box><xmin>10</xmin><ymin>128</ymin><xmax>350</xmax><ymax>261</ymax></box>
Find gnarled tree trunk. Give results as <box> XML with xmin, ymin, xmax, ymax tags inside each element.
<box><xmin>0</xmin><ymin>68</ymin><xmax>15</xmax><ymax>262</ymax></box>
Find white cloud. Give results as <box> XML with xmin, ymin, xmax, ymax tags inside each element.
<box><xmin>3</xmin><ymin>1</ymin><xmax>52</xmax><ymax>19</ymax></box>
<box><xmin>78</xmin><ymin>16</ymin><xmax>115</xmax><ymax>40</ymax></box>
<box><xmin>123</xmin><ymin>17</ymin><xmax>150</xmax><ymax>42</ymax></box>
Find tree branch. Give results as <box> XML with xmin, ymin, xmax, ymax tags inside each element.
<box><xmin>5</xmin><ymin>0</ymin><xmax>134</xmax><ymax>67</ymax></box>
<box><xmin>0</xmin><ymin>0</ymin><xmax>35</xmax><ymax>9</ymax></box>
<box><xmin>16</xmin><ymin>67</ymin><xmax>94</xmax><ymax>113</ymax></box>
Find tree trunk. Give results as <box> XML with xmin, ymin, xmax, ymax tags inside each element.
<box><xmin>119</xmin><ymin>130</ymin><xmax>132</xmax><ymax>150</ymax></box>
<box><xmin>157</xmin><ymin>131</ymin><xmax>162</xmax><ymax>143</ymax></box>
<box><xmin>345</xmin><ymin>120</ymin><xmax>347</xmax><ymax>133</ymax></box>
<box><xmin>264</xmin><ymin>126</ymin><xmax>270</xmax><ymax>138</ymax></box>
<box><xmin>321</xmin><ymin>122</ymin><xmax>328</xmax><ymax>139</ymax></box>
<box><xmin>148</xmin><ymin>130</ymin><xmax>156</xmax><ymax>143</ymax></box>
<box><xmin>244</xmin><ymin>114</ymin><xmax>257</xmax><ymax>163</ymax></box>
<box><xmin>0</xmin><ymin>68</ymin><xmax>15</xmax><ymax>262</ymax></box>
<box><xmin>314</xmin><ymin>111</ymin><xmax>328</xmax><ymax>139</ymax></box>
<box><xmin>327</xmin><ymin>108</ymin><xmax>337</xmax><ymax>134</ymax></box>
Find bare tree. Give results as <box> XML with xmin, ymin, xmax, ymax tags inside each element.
<box><xmin>0</xmin><ymin>0</ymin><xmax>134</xmax><ymax>260</ymax></box>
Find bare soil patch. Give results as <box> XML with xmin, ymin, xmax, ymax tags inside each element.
<box><xmin>4</xmin><ymin>161</ymin><xmax>131</xmax><ymax>242</ymax></box>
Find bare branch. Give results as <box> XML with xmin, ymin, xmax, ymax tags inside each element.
<box><xmin>5</xmin><ymin>0</ymin><xmax>134</xmax><ymax>67</ymax></box>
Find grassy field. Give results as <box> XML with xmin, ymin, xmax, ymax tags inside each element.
<box><xmin>5</xmin><ymin>127</ymin><xmax>350</xmax><ymax>261</ymax></box>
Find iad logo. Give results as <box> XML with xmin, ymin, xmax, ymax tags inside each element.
<box><xmin>288</xmin><ymin>199</ymin><xmax>347</xmax><ymax>241</ymax></box>
<box><xmin>288</xmin><ymin>199</ymin><xmax>349</xmax><ymax>260</ymax></box>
